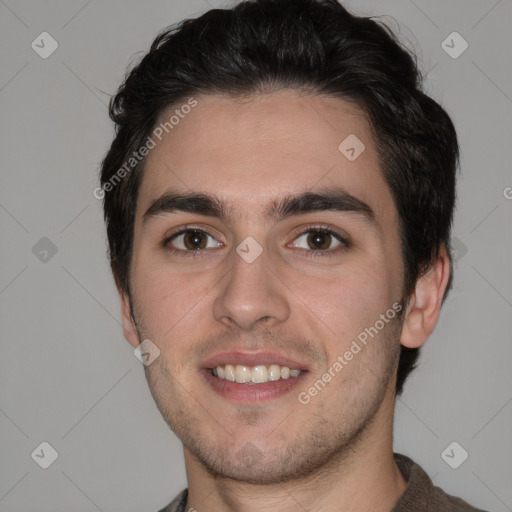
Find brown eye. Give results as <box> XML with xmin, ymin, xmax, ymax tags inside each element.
<box><xmin>307</xmin><ymin>231</ymin><xmax>332</xmax><ymax>250</ymax></box>
<box><xmin>292</xmin><ymin>228</ymin><xmax>346</xmax><ymax>252</ymax></box>
<box><xmin>167</xmin><ymin>229</ymin><xmax>222</xmax><ymax>252</ymax></box>
<box><xmin>182</xmin><ymin>230</ymin><xmax>207</xmax><ymax>250</ymax></box>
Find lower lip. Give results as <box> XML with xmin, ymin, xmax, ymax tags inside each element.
<box><xmin>202</xmin><ymin>369</ymin><xmax>308</xmax><ymax>403</ymax></box>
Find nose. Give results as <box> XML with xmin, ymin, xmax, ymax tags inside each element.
<box><xmin>212</xmin><ymin>246</ymin><xmax>291</xmax><ymax>331</ymax></box>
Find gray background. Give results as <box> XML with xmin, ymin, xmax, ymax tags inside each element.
<box><xmin>1</xmin><ymin>0</ymin><xmax>511</xmax><ymax>510</ymax></box>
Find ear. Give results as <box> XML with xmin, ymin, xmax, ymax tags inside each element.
<box><xmin>400</xmin><ymin>245</ymin><xmax>451</xmax><ymax>349</ymax></box>
<box><xmin>119</xmin><ymin>287</ymin><xmax>140</xmax><ymax>349</ymax></box>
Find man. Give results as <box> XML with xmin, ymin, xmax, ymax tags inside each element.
<box><xmin>99</xmin><ymin>0</ymin><xmax>488</xmax><ymax>510</ymax></box>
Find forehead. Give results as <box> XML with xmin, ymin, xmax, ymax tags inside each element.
<box><xmin>137</xmin><ymin>91</ymin><xmax>395</xmax><ymax>225</ymax></box>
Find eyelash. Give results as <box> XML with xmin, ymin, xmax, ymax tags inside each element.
<box><xmin>290</xmin><ymin>225</ymin><xmax>349</xmax><ymax>258</ymax></box>
<box><xmin>162</xmin><ymin>224</ymin><xmax>349</xmax><ymax>259</ymax></box>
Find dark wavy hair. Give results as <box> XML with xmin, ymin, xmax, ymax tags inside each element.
<box><xmin>100</xmin><ymin>0</ymin><xmax>459</xmax><ymax>395</ymax></box>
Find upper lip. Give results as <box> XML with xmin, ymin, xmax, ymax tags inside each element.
<box><xmin>202</xmin><ymin>351</ymin><xmax>309</xmax><ymax>371</ymax></box>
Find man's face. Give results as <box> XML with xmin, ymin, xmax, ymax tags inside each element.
<box><xmin>123</xmin><ymin>91</ymin><xmax>405</xmax><ymax>483</ymax></box>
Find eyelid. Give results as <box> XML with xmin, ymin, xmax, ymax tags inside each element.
<box><xmin>163</xmin><ymin>225</ymin><xmax>222</xmax><ymax>244</ymax></box>
<box><xmin>284</xmin><ymin>225</ymin><xmax>349</xmax><ymax>259</ymax></box>
<box><xmin>162</xmin><ymin>226</ymin><xmax>224</xmax><ymax>256</ymax></box>
<box><xmin>289</xmin><ymin>223</ymin><xmax>350</xmax><ymax>246</ymax></box>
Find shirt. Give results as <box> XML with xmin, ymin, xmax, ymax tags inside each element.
<box><xmin>157</xmin><ymin>452</ymin><xmax>489</xmax><ymax>512</ymax></box>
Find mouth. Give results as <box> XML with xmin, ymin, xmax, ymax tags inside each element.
<box><xmin>208</xmin><ymin>364</ymin><xmax>303</xmax><ymax>384</ymax></box>
<box><xmin>201</xmin><ymin>352</ymin><xmax>309</xmax><ymax>402</ymax></box>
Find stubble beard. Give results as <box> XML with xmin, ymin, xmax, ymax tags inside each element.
<box><xmin>138</xmin><ymin>320</ymin><xmax>402</xmax><ymax>486</ymax></box>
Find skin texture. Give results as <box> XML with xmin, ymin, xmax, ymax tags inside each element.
<box><xmin>120</xmin><ymin>91</ymin><xmax>450</xmax><ymax>512</ymax></box>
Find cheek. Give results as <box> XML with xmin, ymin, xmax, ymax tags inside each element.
<box><xmin>289</xmin><ymin>257</ymin><xmax>398</xmax><ymax>349</ymax></box>
<box><xmin>132</xmin><ymin>257</ymin><xmax>215</xmax><ymax>342</ymax></box>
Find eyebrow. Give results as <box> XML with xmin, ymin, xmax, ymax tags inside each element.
<box><xmin>142</xmin><ymin>188</ymin><xmax>377</xmax><ymax>229</ymax></box>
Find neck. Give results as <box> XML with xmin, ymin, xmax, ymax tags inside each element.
<box><xmin>183</xmin><ymin>385</ymin><xmax>407</xmax><ymax>512</ymax></box>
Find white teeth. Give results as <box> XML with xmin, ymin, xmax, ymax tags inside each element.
<box><xmin>268</xmin><ymin>364</ymin><xmax>281</xmax><ymax>381</ymax></box>
<box><xmin>224</xmin><ymin>364</ymin><xmax>236</xmax><ymax>382</ymax></box>
<box><xmin>251</xmin><ymin>365</ymin><xmax>268</xmax><ymax>383</ymax></box>
<box><xmin>213</xmin><ymin>364</ymin><xmax>302</xmax><ymax>384</ymax></box>
<box><xmin>235</xmin><ymin>365</ymin><xmax>251</xmax><ymax>383</ymax></box>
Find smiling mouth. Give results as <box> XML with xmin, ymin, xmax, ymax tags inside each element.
<box><xmin>208</xmin><ymin>364</ymin><xmax>304</xmax><ymax>384</ymax></box>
